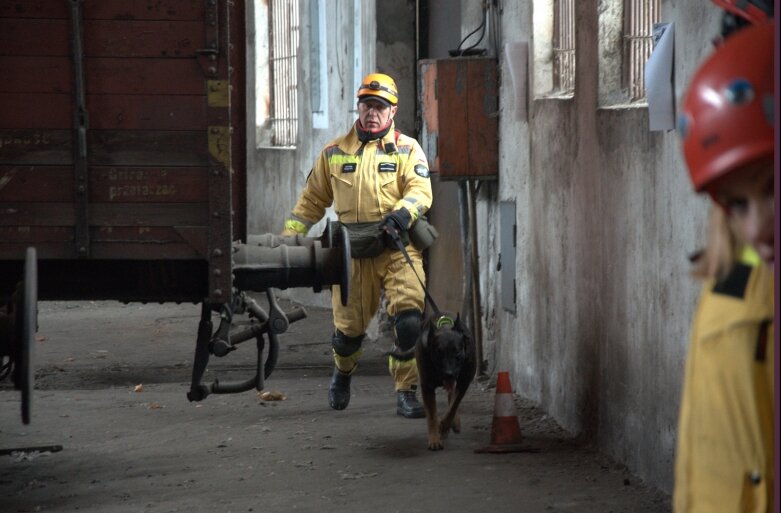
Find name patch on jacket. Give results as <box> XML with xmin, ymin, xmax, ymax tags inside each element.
<box><xmin>414</xmin><ymin>164</ymin><xmax>430</xmax><ymax>178</ymax></box>
<box><xmin>378</xmin><ymin>162</ymin><xmax>397</xmax><ymax>173</ymax></box>
<box><xmin>342</xmin><ymin>163</ymin><xmax>357</xmax><ymax>173</ymax></box>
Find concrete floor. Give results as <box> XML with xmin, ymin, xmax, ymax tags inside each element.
<box><xmin>1</xmin><ymin>298</ymin><xmax>671</xmax><ymax>513</ymax></box>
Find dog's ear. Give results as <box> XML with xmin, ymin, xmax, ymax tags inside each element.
<box><xmin>454</xmin><ymin>313</ymin><xmax>474</xmax><ymax>336</ymax></box>
<box><xmin>454</xmin><ymin>313</ymin><xmax>463</xmax><ymax>332</ymax></box>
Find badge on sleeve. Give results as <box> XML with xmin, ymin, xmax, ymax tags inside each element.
<box><xmin>414</xmin><ymin>164</ymin><xmax>430</xmax><ymax>178</ymax></box>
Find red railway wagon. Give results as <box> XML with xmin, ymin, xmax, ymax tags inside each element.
<box><xmin>0</xmin><ymin>0</ymin><xmax>349</xmax><ymax>423</ymax></box>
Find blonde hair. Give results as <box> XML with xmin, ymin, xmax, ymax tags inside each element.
<box><xmin>692</xmin><ymin>206</ymin><xmax>739</xmax><ymax>281</ymax></box>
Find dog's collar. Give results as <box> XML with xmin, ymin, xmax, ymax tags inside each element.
<box><xmin>435</xmin><ymin>316</ymin><xmax>454</xmax><ymax>328</ymax></box>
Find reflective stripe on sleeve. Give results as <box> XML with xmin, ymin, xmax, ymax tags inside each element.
<box><xmin>284</xmin><ymin>219</ymin><xmax>310</xmax><ymax>234</ymax></box>
<box><xmin>394</xmin><ymin>199</ymin><xmax>422</xmax><ymax>222</ymax></box>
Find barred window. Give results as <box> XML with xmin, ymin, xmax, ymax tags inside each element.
<box><xmin>267</xmin><ymin>0</ymin><xmax>299</xmax><ymax>147</ymax></box>
<box><xmin>623</xmin><ymin>0</ymin><xmax>660</xmax><ymax>101</ymax></box>
<box><xmin>553</xmin><ymin>0</ymin><xmax>575</xmax><ymax>94</ymax></box>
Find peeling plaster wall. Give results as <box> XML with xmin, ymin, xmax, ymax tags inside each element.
<box><xmin>246</xmin><ymin>1</ymin><xmax>376</xmax><ymax>307</ymax></box>
<box><xmin>474</xmin><ymin>0</ymin><xmax>721</xmax><ymax>492</ymax></box>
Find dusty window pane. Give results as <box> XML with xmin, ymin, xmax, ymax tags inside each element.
<box><xmin>623</xmin><ymin>0</ymin><xmax>660</xmax><ymax>101</ymax></box>
<box><xmin>269</xmin><ymin>0</ymin><xmax>300</xmax><ymax>147</ymax></box>
<box><xmin>553</xmin><ymin>0</ymin><xmax>575</xmax><ymax>94</ymax></box>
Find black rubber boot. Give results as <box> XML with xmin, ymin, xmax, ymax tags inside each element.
<box><xmin>328</xmin><ymin>368</ymin><xmax>352</xmax><ymax>410</ymax></box>
<box><xmin>396</xmin><ymin>390</ymin><xmax>425</xmax><ymax>418</ymax></box>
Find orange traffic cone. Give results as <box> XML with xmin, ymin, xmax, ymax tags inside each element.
<box><xmin>475</xmin><ymin>371</ymin><xmax>537</xmax><ymax>453</ymax></box>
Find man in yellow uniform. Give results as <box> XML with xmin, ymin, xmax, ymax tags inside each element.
<box><xmin>282</xmin><ymin>73</ymin><xmax>432</xmax><ymax>418</ymax></box>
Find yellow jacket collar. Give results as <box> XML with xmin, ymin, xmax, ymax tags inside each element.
<box><xmin>698</xmin><ymin>260</ymin><xmax>774</xmax><ymax>341</ymax></box>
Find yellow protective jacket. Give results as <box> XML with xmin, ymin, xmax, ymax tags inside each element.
<box><xmin>674</xmin><ymin>257</ymin><xmax>775</xmax><ymax>513</ymax></box>
<box><xmin>284</xmin><ymin>121</ymin><xmax>432</xmax><ymax>234</ymax></box>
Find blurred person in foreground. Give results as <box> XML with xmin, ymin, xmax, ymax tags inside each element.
<box><xmin>673</xmin><ymin>4</ymin><xmax>775</xmax><ymax>511</ymax></box>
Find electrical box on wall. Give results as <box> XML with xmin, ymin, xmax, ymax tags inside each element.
<box><xmin>418</xmin><ymin>57</ymin><xmax>498</xmax><ymax>181</ymax></box>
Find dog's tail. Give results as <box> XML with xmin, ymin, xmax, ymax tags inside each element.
<box><xmin>384</xmin><ymin>346</ymin><xmax>416</xmax><ymax>361</ymax></box>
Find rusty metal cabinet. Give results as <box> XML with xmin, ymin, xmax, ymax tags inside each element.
<box><xmin>418</xmin><ymin>57</ymin><xmax>498</xmax><ymax>181</ymax></box>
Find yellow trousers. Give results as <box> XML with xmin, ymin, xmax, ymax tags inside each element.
<box><xmin>331</xmin><ymin>247</ymin><xmax>425</xmax><ymax>391</ymax></box>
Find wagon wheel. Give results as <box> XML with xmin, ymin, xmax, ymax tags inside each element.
<box><xmin>3</xmin><ymin>248</ymin><xmax>38</xmax><ymax>424</ymax></box>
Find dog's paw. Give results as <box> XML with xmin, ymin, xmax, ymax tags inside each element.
<box><xmin>427</xmin><ymin>437</ymin><xmax>443</xmax><ymax>451</ymax></box>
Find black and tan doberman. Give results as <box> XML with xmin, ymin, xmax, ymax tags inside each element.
<box><xmin>389</xmin><ymin>314</ymin><xmax>476</xmax><ymax>450</ymax></box>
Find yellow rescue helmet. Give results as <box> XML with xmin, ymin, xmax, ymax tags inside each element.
<box><xmin>356</xmin><ymin>73</ymin><xmax>398</xmax><ymax>106</ymax></box>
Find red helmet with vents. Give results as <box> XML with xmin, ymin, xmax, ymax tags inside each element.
<box><xmin>678</xmin><ymin>21</ymin><xmax>775</xmax><ymax>194</ymax></box>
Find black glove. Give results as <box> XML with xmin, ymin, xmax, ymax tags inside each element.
<box><xmin>381</xmin><ymin>207</ymin><xmax>412</xmax><ymax>233</ymax></box>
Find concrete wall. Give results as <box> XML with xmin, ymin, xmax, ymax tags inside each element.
<box><xmin>471</xmin><ymin>0</ymin><xmax>721</xmax><ymax>492</ymax></box>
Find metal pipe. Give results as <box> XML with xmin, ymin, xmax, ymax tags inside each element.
<box><xmin>458</xmin><ymin>182</ymin><xmax>473</xmax><ymax>331</ymax></box>
<box><xmin>210</xmin><ymin>375</ymin><xmax>258</xmax><ymax>394</ymax></box>
<box><xmin>467</xmin><ymin>180</ymin><xmax>485</xmax><ymax>376</ymax></box>
<box><xmin>69</xmin><ymin>0</ymin><xmax>90</xmax><ymax>257</ymax></box>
